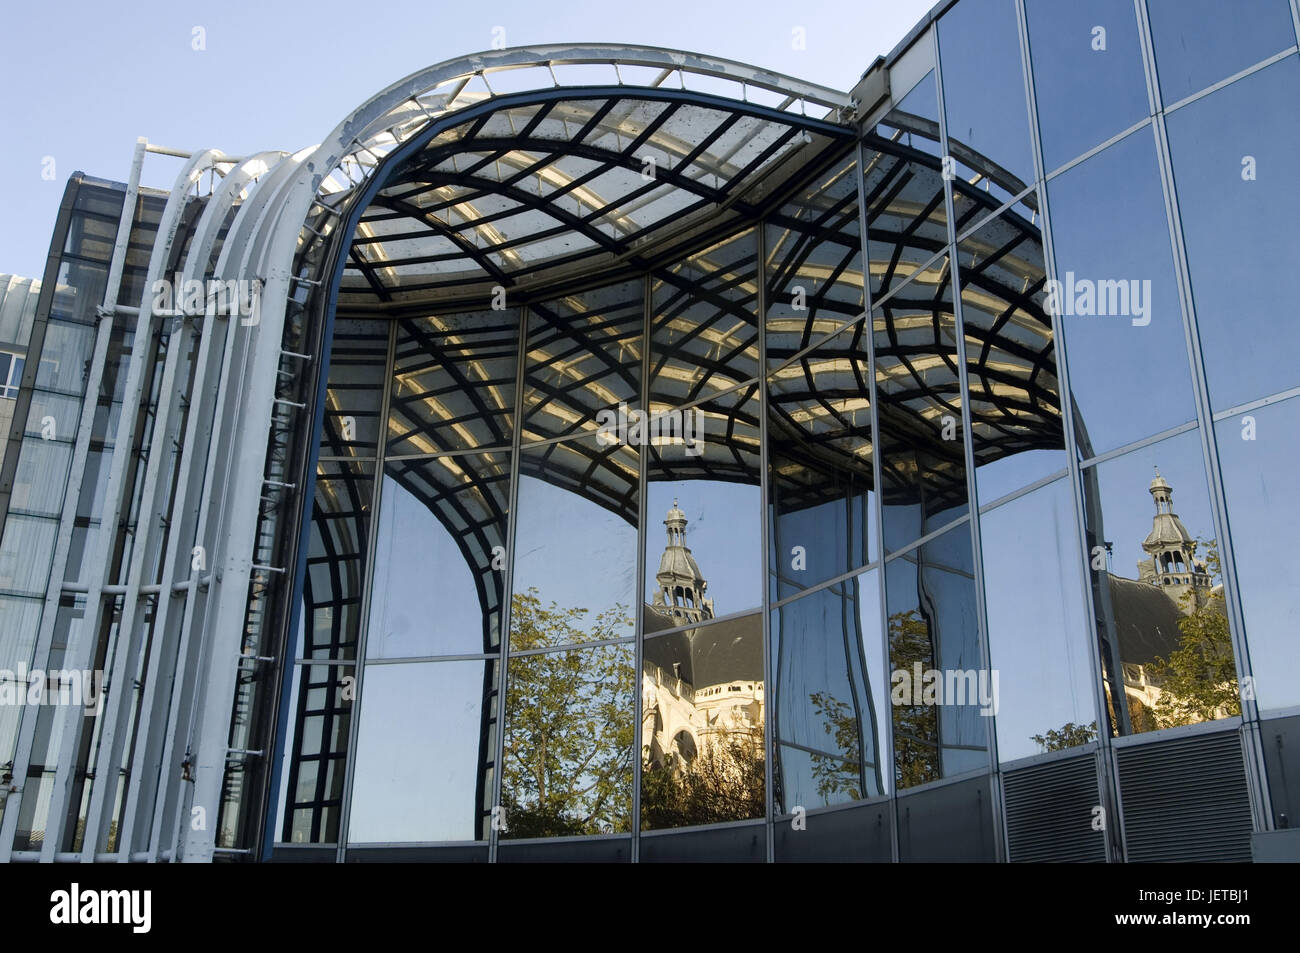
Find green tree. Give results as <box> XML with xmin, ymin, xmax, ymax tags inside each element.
<box><xmin>641</xmin><ymin>725</ymin><xmax>765</xmax><ymax>829</ymax></box>
<box><xmin>807</xmin><ymin>691</ymin><xmax>863</xmax><ymax>801</ymax></box>
<box><xmin>1147</xmin><ymin>542</ymin><xmax>1240</xmax><ymax>728</ymax></box>
<box><xmin>501</xmin><ymin>589</ymin><xmax>634</xmax><ymax>837</ymax></box>
<box><xmin>889</xmin><ymin>609</ymin><xmax>940</xmax><ymax>788</ymax></box>
<box><xmin>1030</xmin><ymin>721</ymin><xmax>1098</xmax><ymax>752</ymax></box>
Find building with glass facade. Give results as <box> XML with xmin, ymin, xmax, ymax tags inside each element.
<box><xmin>1</xmin><ymin>0</ymin><xmax>1298</xmax><ymax>863</ymax></box>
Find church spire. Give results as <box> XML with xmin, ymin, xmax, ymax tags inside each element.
<box><xmin>651</xmin><ymin>499</ymin><xmax>714</xmax><ymax>625</ymax></box>
<box><xmin>1137</xmin><ymin>467</ymin><xmax>1210</xmax><ymax>607</ymax></box>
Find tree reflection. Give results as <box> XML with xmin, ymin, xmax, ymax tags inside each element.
<box><xmin>889</xmin><ymin>609</ymin><xmax>940</xmax><ymax>787</ymax></box>
<box><xmin>501</xmin><ymin>590</ymin><xmax>634</xmax><ymax>837</ymax></box>
<box><xmin>641</xmin><ymin>726</ymin><xmax>765</xmax><ymax>829</ymax></box>
<box><xmin>806</xmin><ymin>692</ymin><xmax>863</xmax><ymax>801</ymax></box>
<box><xmin>1146</xmin><ymin>542</ymin><xmax>1239</xmax><ymax>728</ymax></box>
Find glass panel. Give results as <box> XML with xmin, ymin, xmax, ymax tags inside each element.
<box><xmin>649</xmin><ymin>228</ymin><xmax>760</xmax><ymax>406</ymax></box>
<box><xmin>1046</xmin><ymin>127</ymin><xmax>1196</xmax><ymax>455</ymax></box>
<box><xmin>300</xmin><ymin>460</ymin><xmax>372</xmax><ymax>661</ymax></box>
<box><xmin>320</xmin><ymin>318</ymin><xmax>387</xmax><ymax>457</ymax></box>
<box><xmin>502</xmin><ymin>642</ymin><xmax>633</xmax><ymax>838</ymax></box>
<box><xmin>1215</xmin><ymin>397</ymin><xmax>1300</xmax><ymax>712</ymax></box>
<box><xmin>35</xmin><ymin>319</ymin><xmax>94</xmax><ymax>395</ymax></box>
<box><xmin>863</xmin><ymin>83</ymin><xmax>950</xmax><ymax>301</ymax></box>
<box><xmin>388</xmin><ymin>309</ymin><xmax>518</xmax><ymax>455</ymax></box>
<box><xmin>1080</xmin><ymin>430</ymin><xmax>1238</xmax><ymax>736</ymax></box>
<box><xmin>1025</xmin><ymin>0</ymin><xmax>1149</xmax><ymax>171</ymax></box>
<box><xmin>939</xmin><ymin>0</ymin><xmax>1036</xmax><ymax>196</ymax></box>
<box><xmin>873</xmin><ymin>256</ymin><xmax>969</xmax><ymax>550</ymax></box>
<box><xmin>642</xmin><ymin>613</ymin><xmax>765</xmax><ymax>828</ymax></box>
<box><xmin>0</xmin><ymin>596</ymin><xmax>44</xmax><ymax>765</ymax></box>
<box><xmin>767</xmin><ymin>321</ymin><xmax>876</xmax><ymax>600</ymax></box>
<box><xmin>1147</xmin><ymin>0</ymin><xmax>1296</xmax><ymax>105</ymax></box>
<box><xmin>1166</xmin><ymin>55</ymin><xmax>1300</xmax><ymax>411</ymax></box>
<box><xmin>957</xmin><ymin>211</ymin><xmax>1066</xmax><ymax>501</ymax></box>
<box><xmin>645</xmin><ymin>409</ymin><xmax>762</xmax><ymax>621</ymax></box>
<box><xmin>878</xmin><ymin>70</ymin><xmax>942</xmax><ymax>159</ymax></box>
<box><xmin>512</xmin><ymin>434</ymin><xmax>637</xmax><ymax>648</ymax></box>
<box><xmin>348</xmin><ymin>660</ymin><xmax>496</xmax><ymax>843</ymax></box>
<box><xmin>368</xmin><ymin>451</ymin><xmax>510</xmax><ymax>658</ymax></box>
<box><xmin>885</xmin><ymin>521</ymin><xmax>988</xmax><ymax>787</ymax></box>
<box><xmin>765</xmin><ymin>155</ymin><xmax>864</xmax><ymax>364</ymax></box>
<box><xmin>275</xmin><ymin>663</ymin><xmax>354</xmax><ymax>844</ymax></box>
<box><xmin>771</xmin><ymin>568</ymin><xmax>888</xmax><ymax>811</ymax></box>
<box><xmin>524</xmin><ymin>279</ymin><xmax>642</xmax><ymax>441</ymax></box>
<box><xmin>981</xmin><ymin>479</ymin><xmax>1097</xmax><ymax>761</ymax></box>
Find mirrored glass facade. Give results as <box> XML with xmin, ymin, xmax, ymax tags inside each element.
<box><xmin>2</xmin><ymin>5</ymin><xmax>1297</xmax><ymax>864</ymax></box>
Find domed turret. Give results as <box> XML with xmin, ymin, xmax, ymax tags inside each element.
<box><xmin>1137</xmin><ymin>467</ymin><xmax>1210</xmax><ymax>607</ymax></box>
<box><xmin>651</xmin><ymin>499</ymin><xmax>714</xmax><ymax>624</ymax></box>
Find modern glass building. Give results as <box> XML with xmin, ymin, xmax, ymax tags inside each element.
<box><xmin>1</xmin><ymin>0</ymin><xmax>1298</xmax><ymax>864</ymax></box>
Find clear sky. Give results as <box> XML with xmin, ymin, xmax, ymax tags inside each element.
<box><xmin>0</xmin><ymin>0</ymin><xmax>937</xmax><ymax>280</ymax></box>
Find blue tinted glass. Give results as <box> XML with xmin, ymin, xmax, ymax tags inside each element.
<box><xmin>770</xmin><ymin>569</ymin><xmax>888</xmax><ymax>809</ymax></box>
<box><xmin>349</xmin><ymin>661</ymin><xmax>495</xmax><ymax>842</ymax></box>
<box><xmin>1025</xmin><ymin>0</ymin><xmax>1149</xmax><ymax>170</ymax></box>
<box><xmin>1046</xmin><ymin>128</ymin><xmax>1196</xmax><ymax>456</ymax></box>
<box><xmin>981</xmin><ymin>478</ymin><xmax>1096</xmax><ymax>761</ymax></box>
<box><xmin>939</xmin><ymin>0</ymin><xmax>1036</xmax><ymax>188</ymax></box>
<box><xmin>1166</xmin><ymin>55</ymin><xmax>1300</xmax><ymax>411</ymax></box>
<box><xmin>1148</xmin><ymin>0</ymin><xmax>1297</xmax><ymax>105</ymax></box>
<box><xmin>1216</xmin><ymin>397</ymin><xmax>1300</xmax><ymax>712</ymax></box>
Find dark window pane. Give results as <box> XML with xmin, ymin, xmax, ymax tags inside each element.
<box><xmin>513</xmin><ymin>435</ymin><xmax>637</xmax><ymax>648</ymax></box>
<box><xmin>524</xmin><ymin>279</ymin><xmax>643</xmax><ymax>441</ymax></box>
<box><xmin>939</xmin><ymin>0</ymin><xmax>1036</xmax><ymax>193</ymax></box>
<box><xmin>1148</xmin><ymin>0</ymin><xmax>1296</xmax><ymax>105</ymax></box>
<box><xmin>503</xmin><ymin>642</ymin><xmax>633</xmax><ymax>837</ymax></box>
<box><xmin>885</xmin><ymin>521</ymin><xmax>988</xmax><ymax>787</ymax></box>
<box><xmin>981</xmin><ymin>479</ymin><xmax>1097</xmax><ymax>761</ymax></box>
<box><xmin>770</xmin><ymin>568</ymin><xmax>888</xmax><ymax>810</ymax></box>
<box><xmin>1216</xmin><ymin>397</ymin><xmax>1300</xmax><ymax>711</ymax></box>
<box><xmin>768</xmin><ymin>321</ymin><xmax>876</xmax><ymax>599</ymax></box>
<box><xmin>274</xmin><ymin>663</ymin><xmax>355</xmax><ymax>844</ymax></box>
<box><xmin>1046</xmin><ymin>128</ymin><xmax>1196</xmax><ymax>455</ymax></box>
<box><xmin>1025</xmin><ymin>0</ymin><xmax>1149</xmax><ymax>170</ymax></box>
<box><xmin>348</xmin><ymin>660</ymin><xmax>496</xmax><ymax>843</ymax></box>
<box><xmin>1166</xmin><ymin>55</ymin><xmax>1300</xmax><ymax>411</ymax></box>
<box><xmin>368</xmin><ymin>452</ymin><xmax>510</xmax><ymax>658</ymax></box>
<box><xmin>874</xmin><ymin>258</ymin><xmax>970</xmax><ymax>549</ymax></box>
<box><xmin>642</xmin><ymin>614</ymin><xmax>765</xmax><ymax>829</ymax></box>
<box><xmin>1081</xmin><ymin>430</ymin><xmax>1239</xmax><ymax>737</ymax></box>
<box><xmin>388</xmin><ymin>309</ymin><xmax>518</xmax><ymax>455</ymax></box>
<box><xmin>300</xmin><ymin>460</ymin><xmax>372</xmax><ymax>661</ymax></box>
<box><xmin>957</xmin><ymin>211</ymin><xmax>1066</xmax><ymax>501</ymax></box>
<box><xmin>322</xmin><ymin>319</ymin><xmax>387</xmax><ymax>456</ymax></box>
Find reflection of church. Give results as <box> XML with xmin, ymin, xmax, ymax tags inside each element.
<box><xmin>1105</xmin><ymin>469</ymin><xmax>1221</xmax><ymax>720</ymax></box>
<box><xmin>642</xmin><ymin>501</ymin><xmax>764</xmax><ymax>769</ymax></box>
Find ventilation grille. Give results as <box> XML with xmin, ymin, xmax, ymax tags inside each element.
<box><xmin>1003</xmin><ymin>753</ymin><xmax>1106</xmax><ymax>862</ymax></box>
<box><xmin>1117</xmin><ymin>729</ymin><xmax>1253</xmax><ymax>862</ymax></box>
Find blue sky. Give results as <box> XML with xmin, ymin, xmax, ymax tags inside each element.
<box><xmin>0</xmin><ymin>0</ymin><xmax>936</xmax><ymax>279</ymax></box>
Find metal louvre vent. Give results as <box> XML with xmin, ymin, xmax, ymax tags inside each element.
<box><xmin>1117</xmin><ymin>730</ymin><xmax>1253</xmax><ymax>862</ymax></box>
<box><xmin>1003</xmin><ymin>754</ymin><xmax>1106</xmax><ymax>862</ymax></box>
